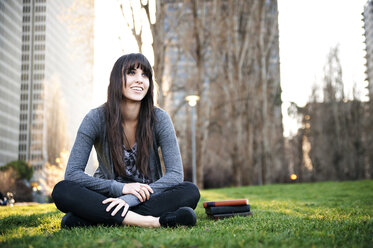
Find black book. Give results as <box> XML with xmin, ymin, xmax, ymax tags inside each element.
<box><xmin>208</xmin><ymin>211</ymin><xmax>253</xmax><ymax>220</ymax></box>
<box><xmin>205</xmin><ymin>205</ymin><xmax>251</xmax><ymax>215</ymax></box>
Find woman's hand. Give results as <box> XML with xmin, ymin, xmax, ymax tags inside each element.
<box><xmin>102</xmin><ymin>198</ymin><xmax>129</xmax><ymax>217</ymax></box>
<box><xmin>122</xmin><ymin>183</ymin><xmax>154</xmax><ymax>202</ymax></box>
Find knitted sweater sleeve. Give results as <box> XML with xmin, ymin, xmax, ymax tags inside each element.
<box><xmin>64</xmin><ymin>110</ymin><xmax>124</xmax><ymax>197</ymax></box>
<box><xmin>120</xmin><ymin>108</ymin><xmax>184</xmax><ymax>206</ymax></box>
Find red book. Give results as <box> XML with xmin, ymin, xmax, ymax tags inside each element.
<box><xmin>203</xmin><ymin>199</ymin><xmax>249</xmax><ymax>208</ymax></box>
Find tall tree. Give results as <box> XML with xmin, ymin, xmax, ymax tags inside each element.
<box><xmin>214</xmin><ymin>0</ymin><xmax>286</xmax><ymax>185</ymax></box>
<box><xmin>290</xmin><ymin>46</ymin><xmax>368</xmax><ymax>182</ymax></box>
<box><xmin>171</xmin><ymin>0</ymin><xmax>286</xmax><ymax>187</ymax></box>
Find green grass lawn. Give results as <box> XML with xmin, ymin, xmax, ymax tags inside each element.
<box><xmin>1</xmin><ymin>180</ymin><xmax>372</xmax><ymax>248</ymax></box>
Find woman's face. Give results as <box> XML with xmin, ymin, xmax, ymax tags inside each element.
<box><xmin>122</xmin><ymin>67</ymin><xmax>150</xmax><ymax>102</ymax></box>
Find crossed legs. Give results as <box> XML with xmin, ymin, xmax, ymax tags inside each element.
<box><xmin>52</xmin><ymin>180</ymin><xmax>200</xmax><ymax>228</ymax></box>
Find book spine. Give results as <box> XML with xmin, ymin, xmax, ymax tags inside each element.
<box><xmin>208</xmin><ymin>211</ymin><xmax>253</xmax><ymax>220</ymax></box>
<box><xmin>203</xmin><ymin>199</ymin><xmax>248</xmax><ymax>208</ymax></box>
<box><xmin>205</xmin><ymin>205</ymin><xmax>251</xmax><ymax>215</ymax></box>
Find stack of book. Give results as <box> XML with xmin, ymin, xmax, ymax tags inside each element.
<box><xmin>203</xmin><ymin>199</ymin><xmax>252</xmax><ymax>220</ymax></box>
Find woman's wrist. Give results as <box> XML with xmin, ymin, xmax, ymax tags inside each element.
<box><xmin>122</xmin><ymin>184</ymin><xmax>128</xmax><ymax>195</ymax></box>
<box><xmin>121</xmin><ymin>183</ymin><xmax>153</xmax><ymax>202</ymax></box>
<box><xmin>111</xmin><ymin>180</ymin><xmax>125</xmax><ymax>197</ymax></box>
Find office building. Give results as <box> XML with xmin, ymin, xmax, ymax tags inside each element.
<box><xmin>0</xmin><ymin>0</ymin><xmax>22</xmax><ymax>166</ymax></box>
<box><xmin>19</xmin><ymin>0</ymin><xmax>94</xmax><ymax>183</ymax></box>
<box><xmin>363</xmin><ymin>0</ymin><xmax>373</xmax><ymax>97</ymax></box>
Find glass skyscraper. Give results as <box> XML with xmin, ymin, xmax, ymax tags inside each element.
<box><xmin>0</xmin><ymin>0</ymin><xmax>95</xmax><ymax>188</ymax></box>
<box><xmin>19</xmin><ymin>0</ymin><xmax>94</xmax><ymax>178</ymax></box>
<box><xmin>363</xmin><ymin>0</ymin><xmax>373</xmax><ymax>97</ymax></box>
<box><xmin>0</xmin><ymin>0</ymin><xmax>22</xmax><ymax>166</ymax></box>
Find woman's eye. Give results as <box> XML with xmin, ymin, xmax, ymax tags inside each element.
<box><xmin>142</xmin><ymin>73</ymin><xmax>147</xmax><ymax>77</ymax></box>
<box><xmin>128</xmin><ymin>71</ymin><xmax>135</xmax><ymax>75</ymax></box>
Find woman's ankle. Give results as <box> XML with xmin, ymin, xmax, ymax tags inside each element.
<box><xmin>122</xmin><ymin>211</ymin><xmax>161</xmax><ymax>228</ymax></box>
<box><xmin>134</xmin><ymin>216</ymin><xmax>160</xmax><ymax>228</ymax></box>
<box><xmin>153</xmin><ymin>217</ymin><xmax>161</xmax><ymax>228</ymax></box>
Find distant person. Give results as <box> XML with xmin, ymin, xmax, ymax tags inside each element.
<box><xmin>0</xmin><ymin>191</ymin><xmax>6</xmax><ymax>206</ymax></box>
<box><xmin>52</xmin><ymin>53</ymin><xmax>200</xmax><ymax>228</ymax></box>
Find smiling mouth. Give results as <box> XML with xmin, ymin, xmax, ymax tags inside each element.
<box><xmin>131</xmin><ymin>87</ymin><xmax>143</xmax><ymax>92</ymax></box>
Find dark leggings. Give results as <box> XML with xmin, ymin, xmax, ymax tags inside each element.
<box><xmin>52</xmin><ymin>180</ymin><xmax>200</xmax><ymax>227</ymax></box>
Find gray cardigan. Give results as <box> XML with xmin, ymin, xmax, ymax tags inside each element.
<box><xmin>64</xmin><ymin>105</ymin><xmax>184</xmax><ymax>207</ymax></box>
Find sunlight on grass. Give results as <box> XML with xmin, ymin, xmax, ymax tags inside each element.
<box><xmin>200</xmin><ymin>191</ymin><xmax>231</xmax><ymax>201</ymax></box>
<box><xmin>0</xmin><ymin>180</ymin><xmax>372</xmax><ymax>248</ymax></box>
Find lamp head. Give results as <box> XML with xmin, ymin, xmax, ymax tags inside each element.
<box><xmin>185</xmin><ymin>95</ymin><xmax>200</xmax><ymax>107</ymax></box>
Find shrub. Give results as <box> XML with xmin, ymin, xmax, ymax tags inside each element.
<box><xmin>0</xmin><ymin>160</ymin><xmax>33</xmax><ymax>181</ymax></box>
<box><xmin>0</xmin><ymin>168</ymin><xmax>17</xmax><ymax>194</ymax></box>
<box><xmin>0</xmin><ymin>161</ymin><xmax>34</xmax><ymax>202</ymax></box>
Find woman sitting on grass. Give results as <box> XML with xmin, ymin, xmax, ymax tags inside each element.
<box><xmin>52</xmin><ymin>53</ymin><xmax>200</xmax><ymax>228</ymax></box>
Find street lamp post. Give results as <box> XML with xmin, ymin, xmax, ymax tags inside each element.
<box><xmin>185</xmin><ymin>95</ymin><xmax>200</xmax><ymax>185</ymax></box>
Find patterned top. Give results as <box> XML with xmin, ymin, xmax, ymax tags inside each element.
<box><xmin>115</xmin><ymin>143</ymin><xmax>152</xmax><ymax>184</ymax></box>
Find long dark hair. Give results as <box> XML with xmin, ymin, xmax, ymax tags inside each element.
<box><xmin>105</xmin><ymin>53</ymin><xmax>155</xmax><ymax>177</ymax></box>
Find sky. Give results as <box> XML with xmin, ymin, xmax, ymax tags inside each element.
<box><xmin>93</xmin><ymin>0</ymin><xmax>369</xmax><ymax>137</ymax></box>
<box><xmin>278</xmin><ymin>0</ymin><xmax>368</xmax><ymax>136</ymax></box>
<box><xmin>93</xmin><ymin>0</ymin><xmax>138</xmax><ymax>106</ymax></box>
<box><xmin>93</xmin><ymin>0</ymin><xmax>154</xmax><ymax>105</ymax></box>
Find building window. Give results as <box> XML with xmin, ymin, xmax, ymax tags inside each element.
<box><xmin>23</xmin><ymin>16</ymin><xmax>30</xmax><ymax>23</ymax></box>
<box><xmin>19</xmin><ymin>154</ymin><xmax>26</xmax><ymax>160</ymax></box>
<box><xmin>20</xmin><ymin>113</ymin><xmax>28</xmax><ymax>120</ymax></box>
<box><xmin>33</xmin><ymin>83</ymin><xmax>44</xmax><ymax>90</ymax></box>
<box><xmin>31</xmin><ymin>154</ymin><xmax>43</xmax><ymax>160</ymax></box>
<box><xmin>21</xmin><ymin>64</ymin><xmax>29</xmax><ymax>71</ymax></box>
<box><xmin>32</xmin><ymin>113</ymin><xmax>43</xmax><ymax>120</ymax></box>
<box><xmin>35</xmin><ymin>16</ymin><xmax>46</xmax><ymax>22</ymax></box>
<box><xmin>21</xmin><ymin>94</ymin><xmax>28</xmax><ymax>101</ymax></box>
<box><xmin>23</xmin><ymin>6</ymin><xmax>30</xmax><ymax>13</ymax></box>
<box><xmin>32</xmin><ymin>123</ymin><xmax>43</xmax><ymax>130</ymax></box>
<box><xmin>23</xmin><ymin>26</ymin><xmax>30</xmax><ymax>32</ymax></box>
<box><xmin>19</xmin><ymin>134</ymin><xmax>27</xmax><ymax>141</ymax></box>
<box><xmin>22</xmin><ymin>45</ymin><xmax>30</xmax><ymax>52</ymax></box>
<box><xmin>20</xmin><ymin>104</ymin><xmax>28</xmax><ymax>111</ymax></box>
<box><xmin>35</xmin><ymin>25</ymin><xmax>46</xmax><ymax>32</ymax></box>
<box><xmin>33</xmin><ymin>164</ymin><xmax>43</xmax><ymax>170</ymax></box>
<box><xmin>23</xmin><ymin>0</ymin><xmax>30</xmax><ymax>3</ymax></box>
<box><xmin>33</xmin><ymin>94</ymin><xmax>43</xmax><ymax>101</ymax></box>
<box><xmin>22</xmin><ymin>55</ymin><xmax>29</xmax><ymax>61</ymax></box>
<box><xmin>19</xmin><ymin>144</ymin><xmax>27</xmax><ymax>151</ymax></box>
<box><xmin>36</xmin><ymin>0</ymin><xmax>46</xmax><ymax>3</ymax></box>
<box><xmin>32</xmin><ymin>103</ymin><xmax>43</xmax><ymax>110</ymax></box>
<box><xmin>20</xmin><ymin>124</ymin><xmax>27</xmax><ymax>131</ymax></box>
<box><xmin>21</xmin><ymin>74</ymin><xmax>29</xmax><ymax>80</ymax></box>
<box><xmin>33</xmin><ymin>74</ymin><xmax>45</xmax><ymax>80</ymax></box>
<box><xmin>35</xmin><ymin>35</ymin><xmax>45</xmax><ymax>41</ymax></box>
<box><xmin>35</xmin><ymin>6</ymin><xmax>46</xmax><ymax>12</ymax></box>
<box><xmin>34</xmin><ymin>44</ymin><xmax>45</xmax><ymax>51</ymax></box>
<box><xmin>35</xmin><ymin>54</ymin><xmax>45</xmax><ymax>60</ymax></box>
<box><xmin>34</xmin><ymin>64</ymin><xmax>45</xmax><ymax>70</ymax></box>
<box><xmin>22</xmin><ymin>35</ymin><xmax>30</xmax><ymax>42</ymax></box>
<box><xmin>21</xmin><ymin>83</ymin><xmax>29</xmax><ymax>91</ymax></box>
